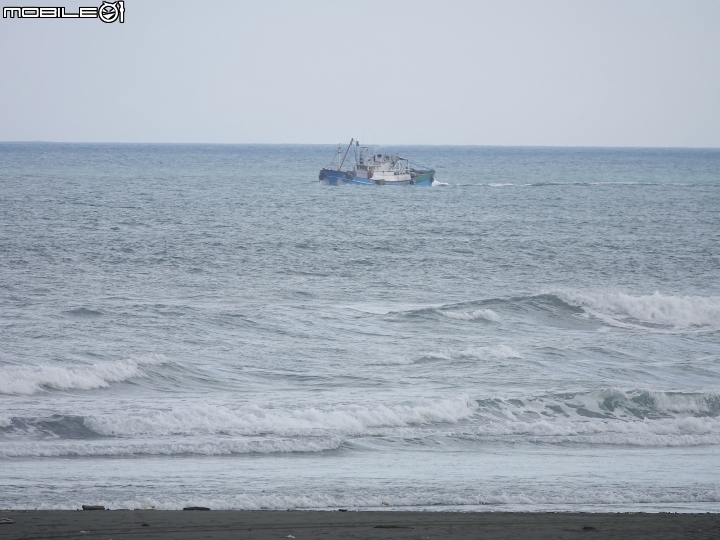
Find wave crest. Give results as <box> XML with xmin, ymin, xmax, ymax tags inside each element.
<box><xmin>83</xmin><ymin>395</ymin><xmax>477</xmax><ymax>437</ymax></box>
<box><xmin>437</xmin><ymin>309</ymin><xmax>500</xmax><ymax>322</ymax></box>
<box><xmin>0</xmin><ymin>354</ymin><xmax>168</xmax><ymax>395</ymax></box>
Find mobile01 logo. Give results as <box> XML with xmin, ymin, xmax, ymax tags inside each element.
<box><xmin>3</xmin><ymin>1</ymin><xmax>124</xmax><ymax>22</ymax></box>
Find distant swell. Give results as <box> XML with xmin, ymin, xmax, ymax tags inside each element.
<box><xmin>0</xmin><ymin>355</ymin><xmax>168</xmax><ymax>395</ymax></box>
<box><xmin>437</xmin><ymin>308</ymin><xmax>500</xmax><ymax>322</ymax></box>
<box><xmin>395</xmin><ymin>291</ymin><xmax>720</xmax><ymax>330</ymax></box>
<box><xmin>418</xmin><ymin>345</ymin><xmax>521</xmax><ymax>362</ymax></box>
<box><xmin>372</xmin><ymin>345</ymin><xmax>519</xmax><ymax>365</ymax></box>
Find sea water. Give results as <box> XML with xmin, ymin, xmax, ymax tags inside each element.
<box><xmin>1</xmin><ymin>143</ymin><xmax>719</xmax><ymax>511</ymax></box>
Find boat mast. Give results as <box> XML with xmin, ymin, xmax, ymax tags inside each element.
<box><xmin>338</xmin><ymin>138</ymin><xmax>354</xmax><ymax>170</ymax></box>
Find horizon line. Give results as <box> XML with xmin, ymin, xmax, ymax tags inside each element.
<box><xmin>1</xmin><ymin>141</ymin><xmax>719</xmax><ymax>150</ymax></box>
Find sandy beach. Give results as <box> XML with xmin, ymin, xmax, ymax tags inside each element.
<box><xmin>0</xmin><ymin>510</ymin><xmax>717</xmax><ymax>540</ymax></box>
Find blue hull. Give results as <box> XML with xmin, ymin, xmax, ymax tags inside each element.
<box><xmin>319</xmin><ymin>169</ymin><xmax>433</xmax><ymax>186</ymax></box>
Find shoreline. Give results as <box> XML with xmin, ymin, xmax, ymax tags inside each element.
<box><xmin>1</xmin><ymin>510</ymin><xmax>718</xmax><ymax>539</ymax></box>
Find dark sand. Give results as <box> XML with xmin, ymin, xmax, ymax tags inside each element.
<box><xmin>0</xmin><ymin>510</ymin><xmax>718</xmax><ymax>540</ymax></box>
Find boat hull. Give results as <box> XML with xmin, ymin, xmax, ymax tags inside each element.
<box><xmin>412</xmin><ymin>171</ymin><xmax>435</xmax><ymax>186</ymax></box>
<box><xmin>319</xmin><ymin>169</ymin><xmax>435</xmax><ymax>186</ymax></box>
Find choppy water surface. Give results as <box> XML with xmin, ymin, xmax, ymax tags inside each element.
<box><xmin>1</xmin><ymin>143</ymin><xmax>719</xmax><ymax>511</ymax></box>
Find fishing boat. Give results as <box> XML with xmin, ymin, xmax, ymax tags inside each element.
<box><xmin>319</xmin><ymin>139</ymin><xmax>435</xmax><ymax>186</ymax></box>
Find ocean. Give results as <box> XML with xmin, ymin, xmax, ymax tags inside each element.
<box><xmin>1</xmin><ymin>143</ymin><xmax>719</xmax><ymax>512</ymax></box>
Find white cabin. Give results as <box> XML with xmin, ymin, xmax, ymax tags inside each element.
<box><xmin>354</xmin><ymin>150</ymin><xmax>412</xmax><ymax>182</ymax></box>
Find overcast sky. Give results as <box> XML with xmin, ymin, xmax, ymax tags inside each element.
<box><xmin>1</xmin><ymin>0</ymin><xmax>719</xmax><ymax>146</ymax></box>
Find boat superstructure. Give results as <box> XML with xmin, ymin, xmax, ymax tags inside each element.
<box><xmin>319</xmin><ymin>139</ymin><xmax>435</xmax><ymax>186</ymax></box>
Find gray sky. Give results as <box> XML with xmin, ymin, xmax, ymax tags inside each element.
<box><xmin>1</xmin><ymin>0</ymin><xmax>719</xmax><ymax>146</ymax></box>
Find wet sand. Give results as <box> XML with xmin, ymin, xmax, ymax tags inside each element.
<box><xmin>1</xmin><ymin>510</ymin><xmax>718</xmax><ymax>539</ymax></box>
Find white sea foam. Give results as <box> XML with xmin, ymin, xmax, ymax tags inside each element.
<box><xmin>0</xmin><ymin>437</ymin><xmax>344</xmax><ymax>458</ymax></box>
<box><xmin>479</xmin><ymin>388</ymin><xmax>720</xmax><ymax>419</ymax></box>
<box><xmin>368</xmin><ymin>357</ymin><xmax>417</xmax><ymax>365</ymax></box>
<box><xmin>4</xmin><ymin>414</ymin><xmax>720</xmax><ymax>457</ymax></box>
<box><xmin>10</xmin><ymin>482</ymin><xmax>720</xmax><ymax>511</ymax></box>
<box><xmin>461</xmin><ymin>389</ymin><xmax>720</xmax><ymax>446</ymax></box>
<box><xmin>555</xmin><ymin>291</ymin><xmax>720</xmax><ymax>328</ymax></box>
<box><xmin>423</xmin><ymin>345</ymin><xmax>521</xmax><ymax>362</ymax></box>
<box><xmin>438</xmin><ymin>308</ymin><xmax>501</xmax><ymax>322</ymax></box>
<box><xmin>76</xmin><ymin>487</ymin><xmax>720</xmax><ymax>511</ymax></box>
<box><xmin>647</xmin><ymin>390</ymin><xmax>719</xmax><ymax>414</ymax></box>
<box><xmin>0</xmin><ymin>354</ymin><xmax>168</xmax><ymax>395</ymax></box>
<box><xmin>460</xmin><ymin>416</ymin><xmax>720</xmax><ymax>447</ymax></box>
<box><xmin>4</xmin><ymin>390</ymin><xmax>720</xmax><ymax>458</ymax></box>
<box><xmin>12</xmin><ymin>485</ymin><xmax>720</xmax><ymax>511</ymax></box>
<box><xmin>82</xmin><ymin>396</ymin><xmax>477</xmax><ymax>438</ymax></box>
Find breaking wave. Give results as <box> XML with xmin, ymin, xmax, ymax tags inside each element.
<box><xmin>555</xmin><ymin>291</ymin><xmax>720</xmax><ymax>329</ymax></box>
<box><xmin>84</xmin><ymin>395</ymin><xmax>477</xmax><ymax>437</ymax></box>
<box><xmin>0</xmin><ymin>354</ymin><xmax>168</xmax><ymax>395</ymax></box>
<box><xmin>3</xmin><ymin>390</ymin><xmax>720</xmax><ymax>456</ymax></box>
<box><xmin>460</xmin><ymin>389</ymin><xmax>720</xmax><ymax>446</ymax></box>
